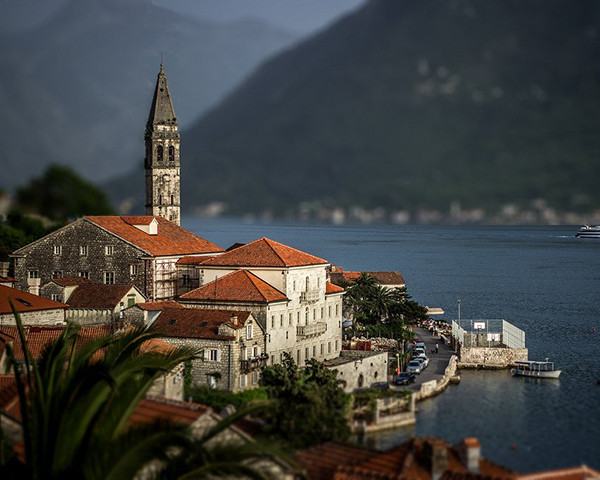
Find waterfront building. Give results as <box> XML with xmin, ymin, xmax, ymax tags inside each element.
<box><xmin>10</xmin><ymin>216</ymin><xmax>223</xmax><ymax>302</ymax></box>
<box><xmin>177</xmin><ymin>237</ymin><xmax>345</xmax><ymax>369</ymax></box>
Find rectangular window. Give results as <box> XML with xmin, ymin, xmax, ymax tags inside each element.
<box><xmin>207</xmin><ymin>375</ymin><xmax>217</xmax><ymax>388</ymax></box>
<box><xmin>297</xmin><ymin>311</ymin><xmax>300</xmax><ymax>323</ymax></box>
<box><xmin>251</xmin><ymin>346</ymin><xmax>260</xmax><ymax>358</ymax></box>
<box><xmin>271</xmin><ymin>316</ymin><xmax>275</xmax><ymax>328</ymax></box>
<box><xmin>209</xmin><ymin>349</ymin><xmax>219</xmax><ymax>361</ymax></box>
<box><xmin>286</xmin><ymin>330</ymin><xmax>289</xmax><ymax>340</ymax></box>
<box><xmin>246</xmin><ymin>324</ymin><xmax>253</xmax><ymax>340</ymax></box>
<box><xmin>79</xmin><ymin>271</ymin><xmax>89</xmax><ymax>279</ymax></box>
<box><xmin>104</xmin><ymin>271</ymin><xmax>115</xmax><ymax>285</ymax></box>
<box><xmin>328</xmin><ymin>342</ymin><xmax>332</xmax><ymax>353</ymax></box>
<box><xmin>320</xmin><ymin>307</ymin><xmax>324</xmax><ymax>318</ymax></box>
<box><xmin>182</xmin><ymin>274</ymin><xmax>190</xmax><ymax>286</ymax></box>
<box><xmin>240</xmin><ymin>375</ymin><xmax>248</xmax><ymax>388</ymax></box>
<box><xmin>328</xmin><ymin>305</ymin><xmax>331</xmax><ymax>317</ymax></box>
<box><xmin>336</xmin><ymin>304</ymin><xmax>339</xmax><ymax>316</ymax></box>
<box><xmin>296</xmin><ymin>350</ymin><xmax>300</xmax><ymax>363</ymax></box>
<box><xmin>293</xmin><ymin>280</ymin><xmax>296</xmax><ymax>291</ymax></box>
<box><xmin>79</xmin><ymin>245</ymin><xmax>88</xmax><ymax>256</ymax></box>
<box><xmin>51</xmin><ymin>270</ymin><xmax>62</xmax><ymax>278</ymax></box>
<box><xmin>252</xmin><ymin>371</ymin><xmax>259</xmax><ymax>385</ymax></box>
<box><xmin>28</xmin><ymin>270</ymin><xmax>39</xmax><ymax>279</ymax></box>
<box><xmin>280</xmin><ymin>314</ymin><xmax>283</xmax><ymax>327</ymax></box>
<box><xmin>305</xmin><ymin>347</ymin><xmax>309</xmax><ymax>360</ymax></box>
<box><xmin>127</xmin><ymin>294</ymin><xmax>136</xmax><ymax>307</ymax></box>
<box><xmin>51</xmin><ymin>294</ymin><xmax>60</xmax><ymax>302</ymax></box>
<box><xmin>321</xmin><ymin>344</ymin><xmax>324</xmax><ymax>355</ymax></box>
<box><xmin>53</xmin><ymin>245</ymin><xmax>62</xmax><ymax>255</ymax></box>
<box><xmin>335</xmin><ymin>340</ymin><xmax>339</xmax><ymax>351</ymax></box>
<box><xmin>105</xmin><ymin>245</ymin><xmax>114</xmax><ymax>256</ymax></box>
<box><xmin>288</xmin><ymin>313</ymin><xmax>292</xmax><ymax>326</ymax></box>
<box><xmin>313</xmin><ymin>309</ymin><xmax>316</xmax><ymax>320</ymax></box>
<box><xmin>130</xmin><ymin>264</ymin><xmax>139</xmax><ymax>276</ymax></box>
<box><xmin>313</xmin><ymin>345</ymin><xmax>316</xmax><ymax>357</ymax></box>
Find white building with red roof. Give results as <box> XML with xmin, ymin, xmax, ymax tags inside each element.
<box><xmin>178</xmin><ymin>237</ymin><xmax>345</xmax><ymax>369</ymax></box>
<box><xmin>10</xmin><ymin>215</ymin><xmax>223</xmax><ymax>302</ymax></box>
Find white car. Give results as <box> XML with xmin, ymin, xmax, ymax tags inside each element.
<box><xmin>415</xmin><ymin>354</ymin><xmax>429</xmax><ymax>368</ymax></box>
<box><xmin>407</xmin><ymin>359</ymin><xmax>423</xmax><ymax>374</ymax></box>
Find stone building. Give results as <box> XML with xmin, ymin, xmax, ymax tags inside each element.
<box><xmin>0</xmin><ymin>284</ymin><xmax>67</xmax><ymax>326</ymax></box>
<box><xmin>145</xmin><ymin>63</ymin><xmax>181</xmax><ymax>225</ymax></box>
<box><xmin>40</xmin><ymin>277</ymin><xmax>146</xmax><ymax>324</ymax></box>
<box><xmin>11</xmin><ymin>216</ymin><xmax>223</xmax><ymax>301</ymax></box>
<box><xmin>329</xmin><ymin>266</ymin><xmax>406</xmax><ymax>290</ymax></box>
<box><xmin>177</xmin><ymin>237</ymin><xmax>345</xmax><ymax>368</ymax></box>
<box><xmin>147</xmin><ymin>306</ymin><xmax>266</xmax><ymax>391</ymax></box>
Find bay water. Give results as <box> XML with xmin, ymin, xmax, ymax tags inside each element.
<box><xmin>184</xmin><ymin>219</ymin><xmax>600</xmax><ymax>473</ymax></box>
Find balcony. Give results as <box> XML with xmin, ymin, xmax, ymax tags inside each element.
<box><xmin>300</xmin><ymin>289</ymin><xmax>321</xmax><ymax>303</ymax></box>
<box><xmin>297</xmin><ymin>322</ymin><xmax>326</xmax><ymax>338</ymax></box>
<box><xmin>240</xmin><ymin>354</ymin><xmax>269</xmax><ymax>374</ymax></box>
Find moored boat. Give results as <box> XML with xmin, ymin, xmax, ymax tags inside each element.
<box><xmin>511</xmin><ymin>360</ymin><xmax>561</xmax><ymax>379</ymax></box>
<box><xmin>575</xmin><ymin>225</ymin><xmax>600</xmax><ymax>238</ymax></box>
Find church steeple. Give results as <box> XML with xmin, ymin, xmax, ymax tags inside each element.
<box><xmin>145</xmin><ymin>63</ymin><xmax>181</xmax><ymax>225</ymax></box>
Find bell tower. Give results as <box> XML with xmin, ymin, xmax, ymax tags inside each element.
<box><xmin>145</xmin><ymin>63</ymin><xmax>181</xmax><ymax>225</ymax></box>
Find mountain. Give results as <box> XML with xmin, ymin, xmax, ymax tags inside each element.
<box><xmin>110</xmin><ymin>0</ymin><xmax>600</xmax><ymax>222</ymax></box>
<box><xmin>0</xmin><ymin>0</ymin><xmax>296</xmax><ymax>190</ymax></box>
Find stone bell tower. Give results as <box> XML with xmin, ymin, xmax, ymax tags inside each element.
<box><xmin>145</xmin><ymin>63</ymin><xmax>181</xmax><ymax>225</ymax></box>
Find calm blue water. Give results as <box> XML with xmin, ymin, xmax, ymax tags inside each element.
<box><xmin>183</xmin><ymin>219</ymin><xmax>600</xmax><ymax>473</ymax></box>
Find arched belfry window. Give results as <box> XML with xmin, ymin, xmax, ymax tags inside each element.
<box><xmin>168</xmin><ymin>146</ymin><xmax>175</xmax><ymax>162</ymax></box>
<box><xmin>157</xmin><ymin>145</ymin><xmax>163</xmax><ymax>162</ymax></box>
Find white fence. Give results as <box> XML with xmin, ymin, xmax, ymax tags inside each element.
<box><xmin>451</xmin><ymin>319</ymin><xmax>525</xmax><ymax>349</ymax></box>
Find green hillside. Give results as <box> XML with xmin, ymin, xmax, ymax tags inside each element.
<box><xmin>114</xmin><ymin>0</ymin><xmax>600</xmax><ymax>221</ymax></box>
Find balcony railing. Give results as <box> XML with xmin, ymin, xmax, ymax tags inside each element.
<box><xmin>300</xmin><ymin>289</ymin><xmax>321</xmax><ymax>303</ymax></box>
<box><xmin>297</xmin><ymin>322</ymin><xmax>326</xmax><ymax>338</ymax></box>
<box><xmin>240</xmin><ymin>354</ymin><xmax>269</xmax><ymax>374</ymax></box>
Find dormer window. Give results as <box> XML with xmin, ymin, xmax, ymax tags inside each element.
<box><xmin>156</xmin><ymin>145</ymin><xmax>163</xmax><ymax>162</ymax></box>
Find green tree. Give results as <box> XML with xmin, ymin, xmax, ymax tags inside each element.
<box><xmin>2</xmin><ymin>306</ymin><xmax>278</xmax><ymax>479</ymax></box>
<box><xmin>260</xmin><ymin>354</ymin><xmax>350</xmax><ymax>449</ymax></box>
<box><xmin>15</xmin><ymin>164</ymin><xmax>114</xmax><ymax>222</ymax></box>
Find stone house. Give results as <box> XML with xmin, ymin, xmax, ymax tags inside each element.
<box><xmin>177</xmin><ymin>237</ymin><xmax>345</xmax><ymax>369</ymax></box>
<box><xmin>323</xmin><ymin>350</ymin><xmax>389</xmax><ymax>392</ymax></box>
<box><xmin>0</xmin><ymin>284</ymin><xmax>67</xmax><ymax>326</ymax></box>
<box><xmin>142</xmin><ymin>305</ymin><xmax>266</xmax><ymax>391</ymax></box>
<box><xmin>11</xmin><ymin>215</ymin><xmax>223</xmax><ymax>302</ymax></box>
<box><xmin>329</xmin><ymin>266</ymin><xmax>406</xmax><ymax>290</ymax></box>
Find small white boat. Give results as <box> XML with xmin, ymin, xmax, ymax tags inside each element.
<box><xmin>575</xmin><ymin>225</ymin><xmax>600</xmax><ymax>238</ymax></box>
<box><xmin>511</xmin><ymin>360</ymin><xmax>561</xmax><ymax>379</ymax></box>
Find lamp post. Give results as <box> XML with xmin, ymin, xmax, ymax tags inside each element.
<box><xmin>457</xmin><ymin>299</ymin><xmax>461</xmax><ymax>329</ymax></box>
<box><xmin>396</xmin><ymin>352</ymin><xmax>400</xmax><ymax>375</ymax></box>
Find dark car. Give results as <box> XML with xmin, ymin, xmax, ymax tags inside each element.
<box><xmin>394</xmin><ymin>372</ymin><xmax>416</xmax><ymax>385</ymax></box>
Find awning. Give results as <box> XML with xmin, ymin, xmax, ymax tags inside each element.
<box><xmin>426</xmin><ymin>307</ymin><xmax>445</xmax><ymax>315</ymax></box>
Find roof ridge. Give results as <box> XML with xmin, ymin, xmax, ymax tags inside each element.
<box><xmin>261</xmin><ymin>237</ymin><xmax>286</xmax><ymax>265</ymax></box>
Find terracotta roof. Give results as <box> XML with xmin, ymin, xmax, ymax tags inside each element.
<box><xmin>295</xmin><ymin>442</ymin><xmax>376</xmax><ymax>480</ymax></box>
<box><xmin>130</xmin><ymin>396</ymin><xmax>211</xmax><ymax>427</ymax></box>
<box><xmin>135</xmin><ymin>301</ymin><xmax>185</xmax><ymax>311</ymax></box>
<box><xmin>519</xmin><ymin>466</ymin><xmax>600</xmax><ymax>480</ymax></box>
<box><xmin>0</xmin><ymin>284</ymin><xmax>68</xmax><ymax>315</ymax></box>
<box><xmin>85</xmin><ymin>216</ymin><xmax>223</xmax><ymax>256</ymax></box>
<box><xmin>199</xmin><ymin>237</ymin><xmax>328</xmax><ymax>268</ymax></box>
<box><xmin>66</xmin><ymin>283</ymin><xmax>137</xmax><ymax>309</ymax></box>
<box><xmin>180</xmin><ymin>270</ymin><xmax>288</xmax><ymax>304</ymax></box>
<box><xmin>296</xmin><ymin>437</ymin><xmax>515</xmax><ymax>480</ymax></box>
<box><xmin>326</xmin><ymin>282</ymin><xmax>345</xmax><ymax>294</ymax></box>
<box><xmin>330</xmin><ymin>271</ymin><xmax>406</xmax><ymax>287</ymax></box>
<box><xmin>152</xmin><ymin>308</ymin><xmax>250</xmax><ymax>340</ymax></box>
<box><xmin>176</xmin><ymin>255</ymin><xmax>218</xmax><ymax>265</ymax></box>
<box><xmin>138</xmin><ymin>338</ymin><xmax>175</xmax><ymax>355</ymax></box>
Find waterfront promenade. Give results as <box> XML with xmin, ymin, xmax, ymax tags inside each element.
<box><xmin>399</xmin><ymin>326</ymin><xmax>456</xmax><ymax>393</ymax></box>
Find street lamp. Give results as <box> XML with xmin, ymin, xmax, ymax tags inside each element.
<box><xmin>457</xmin><ymin>299</ymin><xmax>461</xmax><ymax>329</ymax></box>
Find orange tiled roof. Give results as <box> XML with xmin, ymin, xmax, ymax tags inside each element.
<box><xmin>85</xmin><ymin>216</ymin><xmax>224</xmax><ymax>256</ymax></box>
<box><xmin>152</xmin><ymin>308</ymin><xmax>249</xmax><ymax>340</ymax></box>
<box><xmin>519</xmin><ymin>466</ymin><xmax>600</xmax><ymax>480</ymax></box>
<box><xmin>176</xmin><ymin>255</ymin><xmax>219</xmax><ymax>265</ymax></box>
<box><xmin>296</xmin><ymin>442</ymin><xmax>377</xmax><ymax>480</ymax></box>
<box><xmin>329</xmin><ymin>271</ymin><xmax>406</xmax><ymax>287</ymax></box>
<box><xmin>129</xmin><ymin>396</ymin><xmax>211</xmax><ymax>426</ymax></box>
<box><xmin>199</xmin><ymin>237</ymin><xmax>328</xmax><ymax>268</ymax></box>
<box><xmin>0</xmin><ymin>284</ymin><xmax>68</xmax><ymax>315</ymax></box>
<box><xmin>180</xmin><ymin>270</ymin><xmax>288</xmax><ymax>304</ymax></box>
<box><xmin>326</xmin><ymin>282</ymin><xmax>345</xmax><ymax>294</ymax></box>
<box><xmin>66</xmin><ymin>283</ymin><xmax>136</xmax><ymax>309</ymax></box>
<box><xmin>135</xmin><ymin>300</ymin><xmax>185</xmax><ymax>311</ymax></box>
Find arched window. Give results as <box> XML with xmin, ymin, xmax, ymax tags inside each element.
<box><xmin>168</xmin><ymin>146</ymin><xmax>175</xmax><ymax>162</ymax></box>
<box><xmin>156</xmin><ymin>145</ymin><xmax>163</xmax><ymax>162</ymax></box>
<box><xmin>305</xmin><ymin>276</ymin><xmax>310</xmax><ymax>291</ymax></box>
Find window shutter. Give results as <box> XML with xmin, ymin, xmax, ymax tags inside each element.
<box><xmin>216</xmin><ymin>349</ymin><xmax>221</xmax><ymax>362</ymax></box>
<box><xmin>202</xmin><ymin>349</ymin><xmax>209</xmax><ymax>361</ymax></box>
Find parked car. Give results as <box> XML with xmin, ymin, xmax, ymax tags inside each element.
<box><xmin>413</xmin><ymin>347</ymin><xmax>426</xmax><ymax>357</ymax></box>
<box><xmin>395</xmin><ymin>372</ymin><xmax>416</xmax><ymax>385</ymax></box>
<box><xmin>370</xmin><ymin>381</ymin><xmax>390</xmax><ymax>390</ymax></box>
<box><xmin>415</xmin><ymin>354</ymin><xmax>429</xmax><ymax>368</ymax></box>
<box><xmin>407</xmin><ymin>360</ymin><xmax>423</xmax><ymax>374</ymax></box>
<box><xmin>413</xmin><ymin>340</ymin><xmax>426</xmax><ymax>349</ymax></box>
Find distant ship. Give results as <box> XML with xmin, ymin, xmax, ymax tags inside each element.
<box><xmin>575</xmin><ymin>225</ymin><xmax>600</xmax><ymax>238</ymax></box>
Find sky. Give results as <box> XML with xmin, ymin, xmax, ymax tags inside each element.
<box><xmin>0</xmin><ymin>0</ymin><xmax>366</xmax><ymax>36</ymax></box>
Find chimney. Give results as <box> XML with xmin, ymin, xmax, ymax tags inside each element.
<box><xmin>0</xmin><ymin>262</ymin><xmax>9</xmax><ymax>277</ymax></box>
<box><xmin>27</xmin><ymin>277</ymin><xmax>41</xmax><ymax>296</ymax></box>
<box><xmin>459</xmin><ymin>437</ymin><xmax>481</xmax><ymax>473</ymax></box>
<box><xmin>428</xmin><ymin>440</ymin><xmax>448</xmax><ymax>480</ymax></box>
<box><xmin>230</xmin><ymin>314</ymin><xmax>238</xmax><ymax>326</ymax></box>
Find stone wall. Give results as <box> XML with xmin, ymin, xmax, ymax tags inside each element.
<box><xmin>415</xmin><ymin>355</ymin><xmax>459</xmax><ymax>402</ymax></box>
<box><xmin>0</xmin><ymin>308</ymin><xmax>66</xmax><ymax>326</ymax></box>
<box><xmin>326</xmin><ymin>350</ymin><xmax>389</xmax><ymax>392</ymax></box>
<box><xmin>459</xmin><ymin>347</ymin><xmax>528</xmax><ymax>367</ymax></box>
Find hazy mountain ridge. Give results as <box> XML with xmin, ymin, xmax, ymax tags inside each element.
<box><xmin>0</xmin><ymin>0</ymin><xmax>296</xmax><ymax>189</ymax></box>
<box><xmin>109</xmin><ymin>0</ymin><xmax>600</xmax><ymax>222</ymax></box>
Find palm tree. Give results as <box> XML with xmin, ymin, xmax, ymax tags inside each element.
<box><xmin>2</xmin><ymin>303</ymin><xmax>281</xmax><ymax>479</ymax></box>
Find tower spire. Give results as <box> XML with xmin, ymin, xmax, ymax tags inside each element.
<box><xmin>145</xmin><ymin>63</ymin><xmax>181</xmax><ymax>225</ymax></box>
